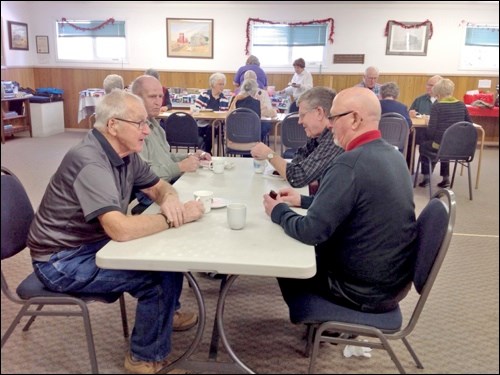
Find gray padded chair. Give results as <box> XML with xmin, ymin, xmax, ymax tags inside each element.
<box><xmin>379</xmin><ymin>112</ymin><xmax>410</xmax><ymax>158</ymax></box>
<box><xmin>414</xmin><ymin>121</ymin><xmax>477</xmax><ymax>200</ymax></box>
<box><xmin>280</xmin><ymin>112</ymin><xmax>307</xmax><ymax>159</ymax></box>
<box><xmin>1</xmin><ymin>166</ymin><xmax>129</xmax><ymax>374</ymax></box>
<box><xmin>285</xmin><ymin>189</ymin><xmax>456</xmax><ymax>374</ymax></box>
<box><xmin>224</xmin><ymin>107</ymin><xmax>261</xmax><ymax>157</ymax></box>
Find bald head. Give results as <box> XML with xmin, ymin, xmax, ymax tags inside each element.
<box><xmin>328</xmin><ymin>87</ymin><xmax>381</xmax><ymax>149</ymax></box>
<box><xmin>131</xmin><ymin>75</ymin><xmax>163</xmax><ymax>118</ymax></box>
<box><xmin>363</xmin><ymin>66</ymin><xmax>380</xmax><ymax>89</ymax></box>
<box><xmin>426</xmin><ymin>75</ymin><xmax>443</xmax><ymax>95</ymax></box>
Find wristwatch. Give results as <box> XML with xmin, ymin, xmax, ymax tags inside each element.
<box><xmin>267</xmin><ymin>152</ymin><xmax>276</xmax><ymax>161</ymax></box>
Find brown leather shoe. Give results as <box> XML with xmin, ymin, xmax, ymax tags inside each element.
<box><xmin>173</xmin><ymin>310</ymin><xmax>198</xmax><ymax>331</ymax></box>
<box><xmin>124</xmin><ymin>352</ymin><xmax>170</xmax><ymax>374</ymax></box>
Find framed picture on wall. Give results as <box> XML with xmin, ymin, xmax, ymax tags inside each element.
<box><xmin>8</xmin><ymin>21</ymin><xmax>29</xmax><ymax>51</ymax></box>
<box><xmin>166</xmin><ymin>18</ymin><xmax>213</xmax><ymax>59</ymax></box>
<box><xmin>36</xmin><ymin>35</ymin><xmax>49</xmax><ymax>54</ymax></box>
<box><xmin>386</xmin><ymin>21</ymin><xmax>430</xmax><ymax>56</ymax></box>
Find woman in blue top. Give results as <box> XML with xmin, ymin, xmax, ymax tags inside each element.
<box><xmin>195</xmin><ymin>72</ymin><xmax>230</xmax><ymax>153</ymax></box>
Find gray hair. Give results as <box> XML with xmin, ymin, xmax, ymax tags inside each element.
<box><xmin>380</xmin><ymin>82</ymin><xmax>400</xmax><ymax>99</ymax></box>
<box><xmin>364</xmin><ymin>66</ymin><xmax>379</xmax><ymax>77</ymax></box>
<box><xmin>243</xmin><ymin>70</ymin><xmax>257</xmax><ymax>80</ymax></box>
<box><xmin>209</xmin><ymin>72</ymin><xmax>226</xmax><ymax>87</ymax></box>
<box><xmin>297</xmin><ymin>86</ymin><xmax>337</xmax><ymax>114</ymax></box>
<box><xmin>240</xmin><ymin>78</ymin><xmax>258</xmax><ymax>96</ymax></box>
<box><xmin>432</xmin><ymin>78</ymin><xmax>455</xmax><ymax>98</ymax></box>
<box><xmin>144</xmin><ymin>68</ymin><xmax>161</xmax><ymax>80</ymax></box>
<box><xmin>94</xmin><ymin>90</ymin><xmax>144</xmax><ymax>130</ymax></box>
<box><xmin>103</xmin><ymin>74</ymin><xmax>124</xmax><ymax>94</ymax></box>
<box><xmin>246</xmin><ymin>55</ymin><xmax>260</xmax><ymax>66</ymax></box>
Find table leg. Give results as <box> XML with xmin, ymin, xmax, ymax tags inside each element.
<box><xmin>273</xmin><ymin>121</ymin><xmax>281</xmax><ymax>153</ymax></box>
<box><xmin>208</xmin><ymin>275</ymin><xmax>227</xmax><ymax>359</ymax></box>
<box><xmin>216</xmin><ymin>275</ymin><xmax>256</xmax><ymax>374</ymax></box>
<box><xmin>474</xmin><ymin>124</ymin><xmax>485</xmax><ymax>189</ymax></box>
<box><xmin>162</xmin><ymin>272</ymin><xmax>206</xmax><ymax>372</ymax></box>
<box><xmin>409</xmin><ymin>127</ymin><xmax>417</xmax><ymax>175</ymax></box>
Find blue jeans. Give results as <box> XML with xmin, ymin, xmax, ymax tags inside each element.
<box><xmin>33</xmin><ymin>238</ymin><xmax>183</xmax><ymax>362</ymax></box>
<box><xmin>136</xmin><ymin>190</ymin><xmax>154</xmax><ymax>207</ymax></box>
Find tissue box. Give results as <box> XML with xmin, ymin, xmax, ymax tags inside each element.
<box><xmin>464</xmin><ymin>92</ymin><xmax>494</xmax><ymax>105</ymax></box>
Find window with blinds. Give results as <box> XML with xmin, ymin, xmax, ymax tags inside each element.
<box><xmin>56</xmin><ymin>20</ymin><xmax>127</xmax><ymax>62</ymax></box>
<box><xmin>251</xmin><ymin>24</ymin><xmax>327</xmax><ymax>66</ymax></box>
<box><xmin>460</xmin><ymin>24</ymin><xmax>498</xmax><ymax>71</ymax></box>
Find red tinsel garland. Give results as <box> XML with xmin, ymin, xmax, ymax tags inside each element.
<box><xmin>385</xmin><ymin>20</ymin><xmax>433</xmax><ymax>39</ymax></box>
<box><xmin>245</xmin><ymin>17</ymin><xmax>334</xmax><ymax>55</ymax></box>
<box><xmin>60</xmin><ymin>17</ymin><xmax>115</xmax><ymax>31</ymax></box>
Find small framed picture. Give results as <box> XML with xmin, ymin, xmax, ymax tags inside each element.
<box><xmin>36</xmin><ymin>35</ymin><xmax>49</xmax><ymax>54</ymax></box>
<box><xmin>8</xmin><ymin>21</ymin><xmax>29</xmax><ymax>51</ymax></box>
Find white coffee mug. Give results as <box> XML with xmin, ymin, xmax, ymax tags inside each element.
<box><xmin>253</xmin><ymin>159</ymin><xmax>266</xmax><ymax>174</ymax></box>
<box><xmin>209</xmin><ymin>157</ymin><xmax>225</xmax><ymax>174</ymax></box>
<box><xmin>190</xmin><ymin>104</ymin><xmax>200</xmax><ymax>114</ymax></box>
<box><xmin>227</xmin><ymin>203</ymin><xmax>247</xmax><ymax>230</ymax></box>
<box><xmin>194</xmin><ymin>190</ymin><xmax>214</xmax><ymax>213</ymax></box>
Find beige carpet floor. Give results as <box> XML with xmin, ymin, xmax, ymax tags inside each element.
<box><xmin>1</xmin><ymin>130</ymin><xmax>499</xmax><ymax>374</ymax></box>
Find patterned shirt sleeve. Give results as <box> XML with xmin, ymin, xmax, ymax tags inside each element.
<box><xmin>286</xmin><ymin>129</ymin><xmax>344</xmax><ymax>187</ymax></box>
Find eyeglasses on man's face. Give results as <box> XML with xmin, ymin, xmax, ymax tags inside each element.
<box><xmin>298</xmin><ymin>108</ymin><xmax>316</xmax><ymax>119</ymax></box>
<box><xmin>328</xmin><ymin>110</ymin><xmax>354</xmax><ymax>123</ymax></box>
<box><xmin>114</xmin><ymin>117</ymin><xmax>148</xmax><ymax>130</ymax></box>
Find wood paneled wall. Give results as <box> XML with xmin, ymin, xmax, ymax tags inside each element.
<box><xmin>1</xmin><ymin>67</ymin><xmax>498</xmax><ymax>129</ymax></box>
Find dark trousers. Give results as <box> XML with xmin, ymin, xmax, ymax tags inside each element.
<box><xmin>419</xmin><ymin>140</ymin><xmax>449</xmax><ymax>177</ymax></box>
<box><xmin>289</xmin><ymin>101</ymin><xmax>299</xmax><ymax>114</ymax></box>
<box><xmin>198</xmin><ymin>126</ymin><xmax>212</xmax><ymax>153</ymax></box>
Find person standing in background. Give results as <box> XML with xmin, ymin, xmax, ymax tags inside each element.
<box><xmin>356</xmin><ymin>66</ymin><xmax>382</xmax><ymax>99</ymax></box>
<box><xmin>233</xmin><ymin>55</ymin><xmax>268</xmax><ymax>92</ymax></box>
<box><xmin>144</xmin><ymin>68</ymin><xmax>173</xmax><ymax>112</ymax></box>
<box><xmin>409</xmin><ymin>75</ymin><xmax>443</xmax><ymax>117</ymax></box>
<box><xmin>280</xmin><ymin>58</ymin><xmax>313</xmax><ymax>113</ymax></box>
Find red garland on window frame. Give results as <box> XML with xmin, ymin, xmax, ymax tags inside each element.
<box><xmin>384</xmin><ymin>19</ymin><xmax>433</xmax><ymax>39</ymax></box>
<box><xmin>245</xmin><ymin>17</ymin><xmax>334</xmax><ymax>55</ymax></box>
<box><xmin>60</xmin><ymin>18</ymin><xmax>115</xmax><ymax>31</ymax></box>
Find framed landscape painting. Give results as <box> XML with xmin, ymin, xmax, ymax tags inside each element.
<box><xmin>166</xmin><ymin>18</ymin><xmax>213</xmax><ymax>59</ymax></box>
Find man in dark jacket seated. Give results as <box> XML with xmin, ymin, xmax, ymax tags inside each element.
<box><xmin>262</xmin><ymin>87</ymin><xmax>417</xmax><ymax>313</ymax></box>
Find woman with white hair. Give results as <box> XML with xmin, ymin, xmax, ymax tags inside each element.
<box><xmin>195</xmin><ymin>72</ymin><xmax>230</xmax><ymax>152</ymax></box>
<box><xmin>229</xmin><ymin>76</ymin><xmax>277</xmax><ymax>143</ymax></box>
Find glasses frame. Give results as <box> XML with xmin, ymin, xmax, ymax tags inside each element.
<box><xmin>114</xmin><ymin>117</ymin><xmax>148</xmax><ymax>130</ymax></box>
<box><xmin>298</xmin><ymin>108</ymin><xmax>317</xmax><ymax>120</ymax></box>
<box><xmin>328</xmin><ymin>110</ymin><xmax>354</xmax><ymax>123</ymax></box>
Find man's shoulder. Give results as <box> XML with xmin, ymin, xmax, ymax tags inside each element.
<box><xmin>414</xmin><ymin>93</ymin><xmax>429</xmax><ymax>101</ymax></box>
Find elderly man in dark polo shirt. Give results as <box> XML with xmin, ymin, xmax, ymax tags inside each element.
<box><xmin>27</xmin><ymin>90</ymin><xmax>204</xmax><ymax>374</ymax></box>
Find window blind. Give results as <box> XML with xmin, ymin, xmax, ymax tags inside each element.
<box><xmin>253</xmin><ymin>24</ymin><xmax>327</xmax><ymax>46</ymax></box>
<box><xmin>57</xmin><ymin>20</ymin><xmax>125</xmax><ymax>37</ymax></box>
<box><xmin>465</xmin><ymin>26</ymin><xmax>499</xmax><ymax>47</ymax></box>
